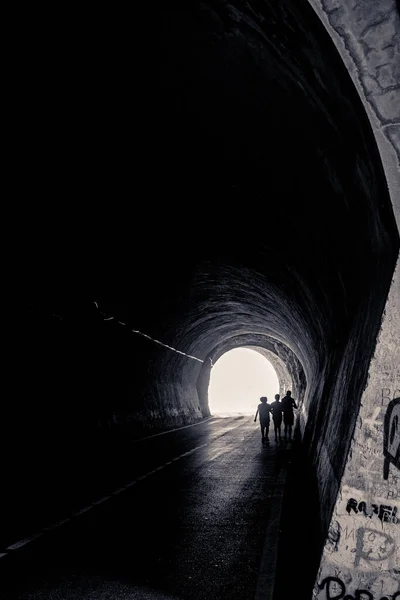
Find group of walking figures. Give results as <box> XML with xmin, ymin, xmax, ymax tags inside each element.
<box><xmin>254</xmin><ymin>391</ymin><xmax>297</xmax><ymax>444</ymax></box>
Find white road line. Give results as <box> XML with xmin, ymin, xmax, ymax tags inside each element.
<box><xmin>92</xmin><ymin>496</ymin><xmax>111</xmax><ymax>506</ymax></box>
<box><xmin>131</xmin><ymin>416</ymin><xmax>215</xmax><ymax>442</ymax></box>
<box><xmin>71</xmin><ymin>507</ymin><xmax>91</xmax><ymax>516</ymax></box>
<box><xmin>6</xmin><ymin>533</ymin><xmax>42</xmax><ymax>551</ymax></box>
<box><xmin>2</xmin><ymin>438</ymin><xmax>212</xmax><ymax>556</ymax></box>
<box><xmin>51</xmin><ymin>518</ymin><xmax>71</xmax><ymax>529</ymax></box>
<box><xmin>0</xmin><ymin>553</ymin><xmax>8</xmax><ymax>559</ymax></box>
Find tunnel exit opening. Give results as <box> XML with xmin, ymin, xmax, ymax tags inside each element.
<box><xmin>208</xmin><ymin>347</ymin><xmax>280</xmax><ymax>416</ymax></box>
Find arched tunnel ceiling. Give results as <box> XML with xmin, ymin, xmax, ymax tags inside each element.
<box><xmin>120</xmin><ymin>0</ymin><xmax>399</xmax><ymax>350</ymax></box>
<box><xmin>27</xmin><ymin>0</ymin><xmax>399</xmax><ymax>400</ymax></box>
<box><xmin>307</xmin><ymin>0</ymin><xmax>400</xmax><ymax>225</ymax></box>
<box><xmin>89</xmin><ymin>1</ymin><xmax>399</xmax><ymax>452</ymax></box>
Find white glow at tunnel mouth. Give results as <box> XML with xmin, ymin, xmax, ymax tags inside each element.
<box><xmin>208</xmin><ymin>348</ymin><xmax>280</xmax><ymax>416</ymax></box>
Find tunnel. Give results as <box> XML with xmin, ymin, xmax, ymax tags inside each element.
<box><xmin>3</xmin><ymin>0</ymin><xmax>400</xmax><ymax>598</ymax></box>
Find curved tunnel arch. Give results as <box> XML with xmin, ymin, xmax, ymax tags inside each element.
<box><xmin>143</xmin><ymin>0</ymin><xmax>399</xmax><ymax>422</ymax></box>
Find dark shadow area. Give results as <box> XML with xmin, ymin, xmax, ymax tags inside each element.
<box><xmin>274</xmin><ymin>429</ymin><xmax>323</xmax><ymax>599</ymax></box>
<box><xmin>0</xmin><ymin>420</ymin><xmax>291</xmax><ymax>600</ymax></box>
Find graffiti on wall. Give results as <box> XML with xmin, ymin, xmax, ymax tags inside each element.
<box><xmin>354</xmin><ymin>527</ymin><xmax>396</xmax><ymax>567</ymax></box>
<box><xmin>383</xmin><ymin>399</ymin><xmax>400</xmax><ymax>480</ymax></box>
<box><xmin>346</xmin><ymin>498</ymin><xmax>399</xmax><ymax>523</ymax></box>
<box><xmin>318</xmin><ymin>576</ymin><xmax>400</xmax><ymax>599</ymax></box>
<box><xmin>316</xmin><ymin>493</ymin><xmax>400</xmax><ymax>597</ymax></box>
<box><xmin>381</xmin><ymin>389</ymin><xmax>400</xmax><ymax>406</ymax></box>
<box><xmin>314</xmin><ymin>284</ymin><xmax>400</xmax><ymax>599</ymax></box>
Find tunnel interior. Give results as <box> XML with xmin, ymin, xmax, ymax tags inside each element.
<box><xmin>5</xmin><ymin>0</ymin><xmax>400</xmax><ymax>594</ymax></box>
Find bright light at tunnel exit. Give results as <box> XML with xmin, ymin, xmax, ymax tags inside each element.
<box><xmin>208</xmin><ymin>348</ymin><xmax>280</xmax><ymax>416</ymax></box>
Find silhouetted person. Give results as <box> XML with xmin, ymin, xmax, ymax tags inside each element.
<box><xmin>254</xmin><ymin>397</ymin><xmax>272</xmax><ymax>444</ymax></box>
<box><xmin>270</xmin><ymin>394</ymin><xmax>283</xmax><ymax>442</ymax></box>
<box><xmin>281</xmin><ymin>390</ymin><xmax>297</xmax><ymax>440</ymax></box>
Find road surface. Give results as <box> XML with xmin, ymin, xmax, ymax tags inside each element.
<box><xmin>0</xmin><ymin>416</ymin><xmax>290</xmax><ymax>600</ymax></box>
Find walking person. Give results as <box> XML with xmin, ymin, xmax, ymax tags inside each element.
<box><xmin>281</xmin><ymin>390</ymin><xmax>297</xmax><ymax>441</ymax></box>
<box><xmin>254</xmin><ymin>397</ymin><xmax>272</xmax><ymax>445</ymax></box>
<box><xmin>270</xmin><ymin>394</ymin><xmax>283</xmax><ymax>442</ymax></box>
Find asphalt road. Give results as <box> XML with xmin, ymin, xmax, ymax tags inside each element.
<box><xmin>0</xmin><ymin>416</ymin><xmax>290</xmax><ymax>600</ymax></box>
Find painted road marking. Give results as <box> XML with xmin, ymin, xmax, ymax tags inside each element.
<box><xmin>0</xmin><ymin>424</ymin><xmax>245</xmax><ymax>557</ymax></box>
<box><xmin>131</xmin><ymin>416</ymin><xmax>215</xmax><ymax>442</ymax></box>
<box><xmin>92</xmin><ymin>496</ymin><xmax>111</xmax><ymax>506</ymax></box>
<box><xmin>6</xmin><ymin>533</ymin><xmax>43</xmax><ymax>551</ymax></box>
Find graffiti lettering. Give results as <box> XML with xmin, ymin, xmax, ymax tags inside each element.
<box><xmin>347</xmin><ymin>498</ymin><xmax>359</xmax><ymax>513</ymax></box>
<box><xmin>318</xmin><ymin>576</ymin><xmax>399</xmax><ymax>599</ymax></box>
<box><xmin>346</xmin><ymin>498</ymin><xmax>399</xmax><ymax>523</ymax></box>
<box><xmin>355</xmin><ymin>527</ymin><xmax>395</xmax><ymax>567</ymax></box>
<box><xmin>387</xmin><ymin>489</ymin><xmax>399</xmax><ymax>500</ymax></box>
<box><xmin>379</xmin><ymin>505</ymin><xmax>399</xmax><ymax>523</ymax></box>
<box><xmin>355</xmin><ymin>441</ymin><xmax>381</xmax><ymax>458</ymax></box>
<box><xmin>381</xmin><ymin>389</ymin><xmax>400</xmax><ymax>406</ymax></box>
<box><xmin>344</xmin><ymin>527</ymin><xmax>355</xmax><ymax>541</ymax></box>
<box><xmin>319</xmin><ymin>576</ymin><xmax>344</xmax><ymax>599</ymax></box>
<box><xmin>383</xmin><ymin>398</ymin><xmax>400</xmax><ymax>480</ymax></box>
<box><xmin>382</xmin><ymin>389</ymin><xmax>391</xmax><ymax>406</ymax></box>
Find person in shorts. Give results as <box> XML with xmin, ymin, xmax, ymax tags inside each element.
<box><xmin>254</xmin><ymin>397</ymin><xmax>272</xmax><ymax>444</ymax></box>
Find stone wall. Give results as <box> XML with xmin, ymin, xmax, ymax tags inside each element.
<box><xmin>306</xmin><ymin>0</ymin><xmax>400</xmax><ymax>596</ymax></box>
<box><xmin>307</xmin><ymin>0</ymin><xmax>400</xmax><ymax>227</ymax></box>
<box><xmin>313</xmin><ymin>257</ymin><xmax>400</xmax><ymax>600</ymax></box>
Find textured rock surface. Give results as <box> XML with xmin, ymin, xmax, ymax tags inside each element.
<box><xmin>313</xmin><ymin>259</ymin><xmax>400</xmax><ymax>599</ymax></box>
<box><xmin>306</xmin><ymin>1</ymin><xmax>400</xmax><ymax>595</ymax></box>
<box><xmin>308</xmin><ymin>0</ymin><xmax>400</xmax><ymax>224</ymax></box>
